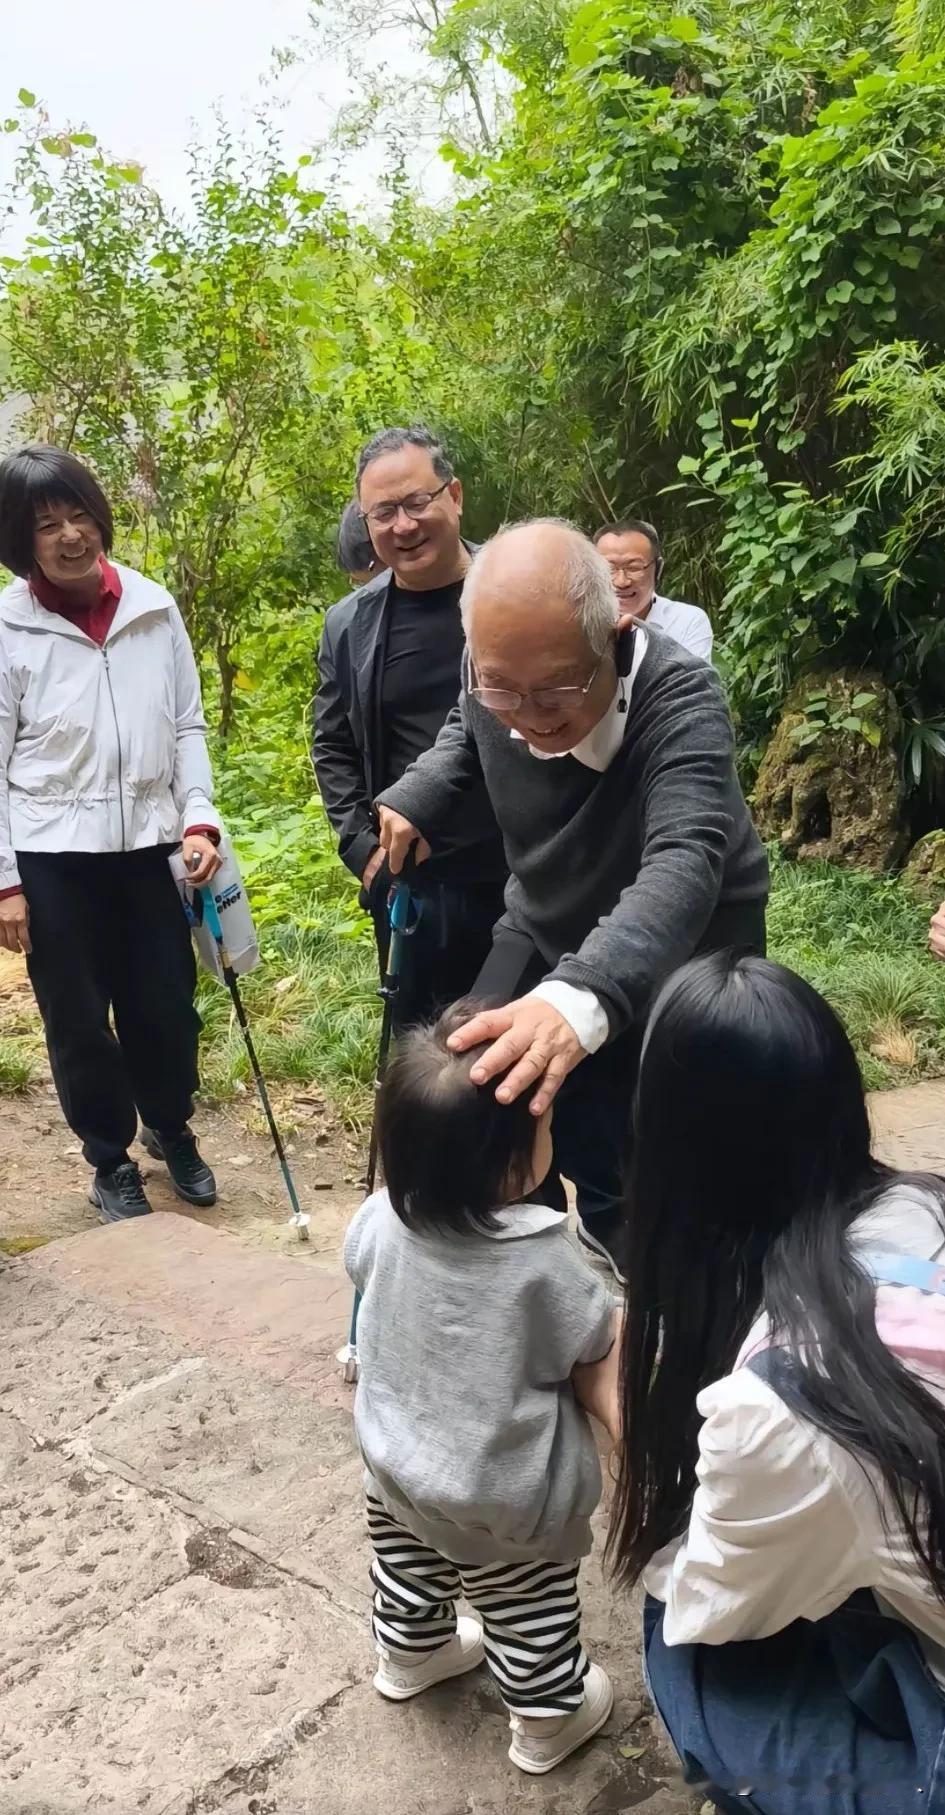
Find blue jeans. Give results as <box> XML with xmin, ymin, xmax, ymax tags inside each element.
<box><xmin>644</xmin><ymin>1593</ymin><xmax>945</xmax><ymax>1814</ymax></box>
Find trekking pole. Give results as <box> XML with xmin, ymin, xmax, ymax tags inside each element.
<box><xmin>338</xmin><ymin>852</ymin><xmax>420</xmax><ymax>1384</ymax></box>
<box><xmin>198</xmin><ymin>884</ymin><xmax>311</xmax><ymax>1242</ymax></box>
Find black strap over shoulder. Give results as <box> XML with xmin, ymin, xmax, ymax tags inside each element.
<box><xmin>743</xmin><ymin>1350</ymin><xmax>794</xmax><ymax>1386</ymax></box>
<box><xmin>744</xmin><ymin>1346</ymin><xmax>805</xmax><ymax>1398</ymax></box>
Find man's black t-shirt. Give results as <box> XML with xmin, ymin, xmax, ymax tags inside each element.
<box><xmin>378</xmin><ymin>577</ymin><xmax>505</xmax><ymax>886</ymax></box>
<box><xmin>381</xmin><ymin>579</ymin><xmax>465</xmax><ymax>784</ymax></box>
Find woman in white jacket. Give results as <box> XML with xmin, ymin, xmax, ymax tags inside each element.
<box><xmin>0</xmin><ymin>444</ymin><xmax>222</xmax><ymax>1223</ymax></box>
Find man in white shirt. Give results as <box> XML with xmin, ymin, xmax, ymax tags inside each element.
<box><xmin>594</xmin><ymin>519</ymin><xmax>713</xmax><ymax>661</ymax></box>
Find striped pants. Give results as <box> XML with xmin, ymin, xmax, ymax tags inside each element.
<box><xmin>368</xmin><ymin>1495</ymin><xmax>590</xmax><ymax>1717</ymax></box>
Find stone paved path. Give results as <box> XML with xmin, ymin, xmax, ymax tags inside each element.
<box><xmin>870</xmin><ymin>1078</ymin><xmax>945</xmax><ymax>1174</ymax></box>
<box><xmin>0</xmin><ymin>1220</ymin><xmax>697</xmax><ymax>1815</ymax></box>
<box><xmin>1</xmin><ymin>1080</ymin><xmax>942</xmax><ymax>1815</ymax></box>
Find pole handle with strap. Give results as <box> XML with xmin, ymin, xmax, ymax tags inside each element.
<box><xmin>342</xmin><ymin>845</ymin><xmax>422</xmax><ymax>1379</ymax></box>
<box><xmin>362</xmin><ymin>850</ymin><xmax>421</xmax><ymax>1199</ymax></box>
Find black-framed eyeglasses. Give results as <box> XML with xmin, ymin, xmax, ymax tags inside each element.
<box><xmin>605</xmin><ymin>558</ymin><xmax>654</xmax><ymax>580</ymax></box>
<box><xmin>360</xmin><ymin>481</ymin><xmax>451</xmax><ymax>529</ymax></box>
<box><xmin>469</xmin><ymin>656</ymin><xmax>605</xmax><ymax>716</ymax></box>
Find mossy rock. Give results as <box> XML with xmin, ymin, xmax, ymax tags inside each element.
<box><xmin>753</xmin><ymin>670</ymin><xmax>905</xmax><ymax>874</ymax></box>
<box><xmin>901</xmin><ymin>830</ymin><xmax>945</xmax><ymax>905</ymax></box>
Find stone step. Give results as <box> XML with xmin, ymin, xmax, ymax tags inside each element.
<box><xmin>24</xmin><ymin>1210</ymin><xmax>352</xmax><ymax>1397</ymax></box>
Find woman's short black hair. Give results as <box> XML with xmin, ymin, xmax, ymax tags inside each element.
<box><xmin>377</xmin><ymin>1002</ymin><xmax>543</xmax><ymax>1236</ymax></box>
<box><xmin>0</xmin><ymin>444</ymin><xmax>114</xmax><ymax>578</ymax></box>
<box><xmin>335</xmin><ymin>498</ymin><xmax>377</xmax><ymax>578</ymax></box>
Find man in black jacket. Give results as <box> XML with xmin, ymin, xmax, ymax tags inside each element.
<box><xmin>312</xmin><ymin>426</ymin><xmax>506</xmax><ymax>1028</ymax></box>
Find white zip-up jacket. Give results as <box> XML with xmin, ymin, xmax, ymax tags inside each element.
<box><xmin>0</xmin><ymin>562</ymin><xmax>220</xmax><ymax>893</ymax></box>
<box><xmin>644</xmin><ymin>1185</ymin><xmax>945</xmax><ymax>1687</ymax></box>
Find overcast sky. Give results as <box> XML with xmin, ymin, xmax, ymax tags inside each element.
<box><xmin>0</xmin><ymin>0</ymin><xmax>447</xmax><ymax>252</ymax></box>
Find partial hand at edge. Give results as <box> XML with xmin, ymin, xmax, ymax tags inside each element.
<box><xmin>377</xmin><ymin>806</ymin><xmax>431</xmax><ymax>876</ymax></box>
<box><xmin>181</xmin><ymin>834</ymin><xmax>223</xmax><ymax>887</ymax></box>
<box><xmin>447</xmin><ymin>995</ymin><xmax>586</xmax><ymax>1115</ymax></box>
<box><xmin>362</xmin><ymin>846</ymin><xmax>386</xmax><ymax>891</ymax></box>
<box><xmin>0</xmin><ymin>892</ymin><xmax>31</xmax><ymax>956</ymax></box>
<box><xmin>930</xmin><ymin>901</ymin><xmax>945</xmax><ymax>961</ymax></box>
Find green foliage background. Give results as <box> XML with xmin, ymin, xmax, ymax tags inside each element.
<box><xmin>3</xmin><ymin>0</ymin><xmax>945</xmax><ymax>1105</ymax></box>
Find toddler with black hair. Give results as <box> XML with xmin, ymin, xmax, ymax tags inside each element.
<box><xmin>344</xmin><ymin>1003</ymin><xmax>616</xmax><ymax>1776</ymax></box>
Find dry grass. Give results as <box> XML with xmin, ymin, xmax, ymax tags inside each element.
<box><xmin>868</xmin><ymin>1019</ymin><xmax>919</xmax><ymax>1068</ymax></box>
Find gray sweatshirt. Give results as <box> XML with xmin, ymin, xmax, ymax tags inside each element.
<box><xmin>376</xmin><ymin>627</ymin><xmax>769</xmax><ymax>1039</ymax></box>
<box><xmin>344</xmin><ymin>1192</ymin><xmax>614</xmax><ymax>1565</ymax></box>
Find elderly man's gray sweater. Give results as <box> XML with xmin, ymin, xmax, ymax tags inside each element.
<box><xmin>377</xmin><ymin>627</ymin><xmax>768</xmax><ymax>1039</ymax></box>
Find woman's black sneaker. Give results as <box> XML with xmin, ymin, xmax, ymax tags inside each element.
<box><xmin>141</xmin><ymin>1127</ymin><xmax>217</xmax><ymax>1207</ymax></box>
<box><xmin>89</xmin><ymin>1160</ymin><xmax>153</xmax><ymax>1223</ymax></box>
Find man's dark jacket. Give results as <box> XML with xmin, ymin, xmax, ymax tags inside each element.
<box><xmin>312</xmin><ymin>546</ymin><xmax>502</xmax><ymax>882</ymax></box>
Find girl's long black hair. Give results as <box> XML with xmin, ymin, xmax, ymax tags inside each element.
<box><xmin>608</xmin><ymin>950</ymin><xmax>945</xmax><ymax>1601</ymax></box>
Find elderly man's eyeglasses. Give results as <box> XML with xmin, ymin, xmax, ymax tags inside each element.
<box><xmin>470</xmin><ymin>656</ymin><xmax>605</xmax><ymax>715</ymax></box>
<box><xmin>360</xmin><ymin>481</ymin><xmax>451</xmax><ymax>529</ymax></box>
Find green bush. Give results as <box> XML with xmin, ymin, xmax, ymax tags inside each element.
<box><xmin>196</xmin><ymin>916</ymin><xmax>378</xmax><ymax>1119</ymax></box>
<box><xmin>0</xmin><ymin>1039</ymin><xmax>34</xmax><ymax>1093</ymax></box>
<box><xmin>1</xmin><ymin>844</ymin><xmax>942</xmax><ymax>1111</ymax></box>
<box><xmin>767</xmin><ymin>851</ymin><xmax>945</xmax><ymax>1088</ymax></box>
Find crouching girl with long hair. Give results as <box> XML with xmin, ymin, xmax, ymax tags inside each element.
<box><xmin>592</xmin><ymin>952</ymin><xmax>945</xmax><ymax>1813</ymax></box>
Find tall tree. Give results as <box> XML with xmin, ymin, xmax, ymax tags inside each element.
<box><xmin>2</xmin><ymin>107</ymin><xmax>329</xmax><ymax>729</ymax></box>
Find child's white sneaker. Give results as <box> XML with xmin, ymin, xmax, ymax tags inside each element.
<box><xmin>373</xmin><ymin>1615</ymin><xmax>485</xmax><ymax>1701</ymax></box>
<box><xmin>507</xmin><ymin>1663</ymin><xmax>614</xmax><ymax>1774</ymax></box>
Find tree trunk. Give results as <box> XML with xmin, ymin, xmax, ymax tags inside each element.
<box><xmin>216</xmin><ymin>641</ymin><xmax>238</xmax><ymax>740</ymax></box>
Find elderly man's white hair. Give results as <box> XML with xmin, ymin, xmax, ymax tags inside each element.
<box><xmin>460</xmin><ymin>518</ymin><xmax>619</xmax><ymax>657</ymax></box>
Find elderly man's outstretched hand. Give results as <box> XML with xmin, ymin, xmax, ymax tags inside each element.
<box><xmin>448</xmin><ymin>997</ymin><xmax>586</xmax><ymax>1114</ymax></box>
<box><xmin>377</xmin><ymin>806</ymin><xmax>431</xmax><ymax>876</ymax></box>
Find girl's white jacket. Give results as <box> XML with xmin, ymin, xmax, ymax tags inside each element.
<box><xmin>0</xmin><ymin>562</ymin><xmax>220</xmax><ymax>893</ymax></box>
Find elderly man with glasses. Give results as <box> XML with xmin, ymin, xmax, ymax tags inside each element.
<box><xmin>375</xmin><ymin>519</ymin><xmax>768</xmax><ymax>1282</ymax></box>
<box><xmin>313</xmin><ymin>425</ymin><xmax>507</xmax><ymax>1029</ymax></box>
